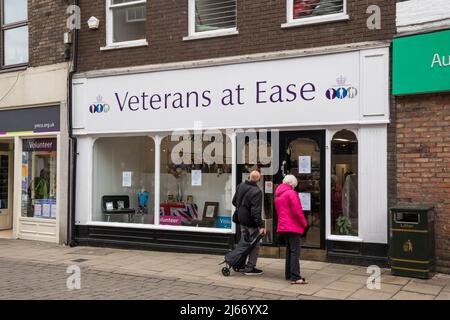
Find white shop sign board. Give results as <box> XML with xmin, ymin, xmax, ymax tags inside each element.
<box><xmin>72</xmin><ymin>48</ymin><xmax>389</xmax><ymax>133</ymax></box>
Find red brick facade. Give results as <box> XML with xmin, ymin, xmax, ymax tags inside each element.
<box><xmin>77</xmin><ymin>0</ymin><xmax>395</xmax><ymax>71</ymax></box>
<box><xmin>396</xmin><ymin>93</ymin><xmax>450</xmax><ymax>273</ymax></box>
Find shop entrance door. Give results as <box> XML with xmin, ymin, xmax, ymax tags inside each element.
<box><xmin>274</xmin><ymin>131</ymin><xmax>325</xmax><ymax>249</ymax></box>
<box><xmin>0</xmin><ymin>152</ymin><xmax>12</xmax><ymax>231</ymax></box>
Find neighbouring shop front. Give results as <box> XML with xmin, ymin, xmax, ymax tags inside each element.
<box><xmin>72</xmin><ymin>44</ymin><xmax>390</xmax><ymax>263</ymax></box>
<box><xmin>393</xmin><ymin>29</ymin><xmax>450</xmax><ymax>273</ymax></box>
<box><xmin>0</xmin><ymin>106</ymin><xmax>63</xmax><ymax>243</ymax></box>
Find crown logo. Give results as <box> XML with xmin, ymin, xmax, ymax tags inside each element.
<box><xmin>96</xmin><ymin>95</ymin><xmax>103</xmax><ymax>103</ymax></box>
<box><xmin>336</xmin><ymin>76</ymin><xmax>347</xmax><ymax>86</ymax></box>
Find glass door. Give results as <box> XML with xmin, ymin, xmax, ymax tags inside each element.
<box><xmin>274</xmin><ymin>131</ymin><xmax>325</xmax><ymax>249</ymax></box>
<box><xmin>0</xmin><ymin>152</ymin><xmax>12</xmax><ymax>230</ymax></box>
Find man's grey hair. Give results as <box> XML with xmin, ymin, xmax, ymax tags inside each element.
<box><xmin>283</xmin><ymin>174</ymin><xmax>298</xmax><ymax>188</ymax></box>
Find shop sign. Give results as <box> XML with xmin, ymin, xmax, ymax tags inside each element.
<box><xmin>23</xmin><ymin>138</ymin><xmax>57</xmax><ymax>152</ymax></box>
<box><xmin>393</xmin><ymin>30</ymin><xmax>450</xmax><ymax>95</ymax></box>
<box><xmin>73</xmin><ymin>49</ymin><xmax>390</xmax><ymax>132</ymax></box>
<box><xmin>0</xmin><ymin>106</ymin><xmax>60</xmax><ymax>135</ymax></box>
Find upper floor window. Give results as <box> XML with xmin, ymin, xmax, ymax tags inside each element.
<box><xmin>107</xmin><ymin>0</ymin><xmax>147</xmax><ymax>46</ymax></box>
<box><xmin>1</xmin><ymin>0</ymin><xmax>28</xmax><ymax>67</ymax></box>
<box><xmin>284</xmin><ymin>0</ymin><xmax>348</xmax><ymax>28</ymax></box>
<box><xmin>186</xmin><ymin>0</ymin><xmax>237</xmax><ymax>40</ymax></box>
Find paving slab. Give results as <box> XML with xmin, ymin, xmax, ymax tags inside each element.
<box><xmin>326</xmin><ymin>281</ymin><xmax>365</xmax><ymax>292</ymax></box>
<box><xmin>402</xmin><ymin>282</ymin><xmax>443</xmax><ymax>295</ymax></box>
<box><xmin>435</xmin><ymin>291</ymin><xmax>450</xmax><ymax>300</ymax></box>
<box><xmin>313</xmin><ymin>289</ymin><xmax>354</xmax><ymax>300</ymax></box>
<box><xmin>349</xmin><ymin>289</ymin><xmax>395</xmax><ymax>300</ymax></box>
<box><xmin>391</xmin><ymin>291</ymin><xmax>436</xmax><ymax>300</ymax></box>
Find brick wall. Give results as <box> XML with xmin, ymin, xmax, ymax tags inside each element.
<box><xmin>28</xmin><ymin>0</ymin><xmax>68</xmax><ymax>67</ymax></box>
<box><xmin>396</xmin><ymin>93</ymin><xmax>450</xmax><ymax>273</ymax></box>
<box><xmin>77</xmin><ymin>0</ymin><xmax>395</xmax><ymax>71</ymax></box>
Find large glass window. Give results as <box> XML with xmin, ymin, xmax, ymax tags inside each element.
<box><xmin>292</xmin><ymin>0</ymin><xmax>344</xmax><ymax>19</ymax></box>
<box><xmin>21</xmin><ymin>138</ymin><xmax>57</xmax><ymax>219</ymax></box>
<box><xmin>93</xmin><ymin>136</ymin><xmax>155</xmax><ymax>224</ymax></box>
<box><xmin>160</xmin><ymin>132</ymin><xmax>232</xmax><ymax>229</ymax></box>
<box><xmin>331</xmin><ymin>130</ymin><xmax>358</xmax><ymax>236</ymax></box>
<box><xmin>1</xmin><ymin>0</ymin><xmax>28</xmax><ymax>67</ymax></box>
<box><xmin>109</xmin><ymin>0</ymin><xmax>146</xmax><ymax>44</ymax></box>
<box><xmin>191</xmin><ymin>0</ymin><xmax>236</xmax><ymax>34</ymax></box>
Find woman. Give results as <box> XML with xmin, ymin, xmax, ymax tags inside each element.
<box><xmin>274</xmin><ymin>175</ymin><xmax>309</xmax><ymax>284</ymax></box>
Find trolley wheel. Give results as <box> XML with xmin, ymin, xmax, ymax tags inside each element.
<box><xmin>222</xmin><ymin>267</ymin><xmax>231</xmax><ymax>277</ymax></box>
<box><xmin>232</xmin><ymin>266</ymin><xmax>240</xmax><ymax>272</ymax></box>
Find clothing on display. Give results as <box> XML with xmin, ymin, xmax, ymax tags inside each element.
<box><xmin>342</xmin><ymin>173</ymin><xmax>357</xmax><ymax>219</ymax></box>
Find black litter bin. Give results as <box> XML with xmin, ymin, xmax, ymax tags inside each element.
<box><xmin>389</xmin><ymin>206</ymin><xmax>435</xmax><ymax>279</ymax></box>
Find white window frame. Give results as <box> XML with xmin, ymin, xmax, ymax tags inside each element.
<box><xmin>184</xmin><ymin>0</ymin><xmax>238</xmax><ymax>41</ymax></box>
<box><xmin>102</xmin><ymin>0</ymin><xmax>148</xmax><ymax>51</ymax></box>
<box><xmin>282</xmin><ymin>0</ymin><xmax>349</xmax><ymax>29</ymax></box>
<box><xmin>326</xmin><ymin>127</ymin><xmax>362</xmax><ymax>243</ymax></box>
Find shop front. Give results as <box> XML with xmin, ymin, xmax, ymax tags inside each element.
<box><xmin>72</xmin><ymin>44</ymin><xmax>390</xmax><ymax>262</ymax></box>
<box><xmin>0</xmin><ymin>106</ymin><xmax>63</xmax><ymax>243</ymax></box>
<box><xmin>393</xmin><ymin>29</ymin><xmax>450</xmax><ymax>272</ymax></box>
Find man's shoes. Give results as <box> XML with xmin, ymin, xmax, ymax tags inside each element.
<box><xmin>244</xmin><ymin>268</ymin><xmax>263</xmax><ymax>276</ymax></box>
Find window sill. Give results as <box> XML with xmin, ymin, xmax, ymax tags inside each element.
<box><xmin>183</xmin><ymin>29</ymin><xmax>239</xmax><ymax>41</ymax></box>
<box><xmin>327</xmin><ymin>235</ymin><xmax>363</xmax><ymax>242</ymax></box>
<box><xmin>0</xmin><ymin>64</ymin><xmax>28</xmax><ymax>74</ymax></box>
<box><xmin>100</xmin><ymin>40</ymin><xmax>148</xmax><ymax>51</ymax></box>
<box><xmin>281</xmin><ymin>13</ymin><xmax>350</xmax><ymax>28</ymax></box>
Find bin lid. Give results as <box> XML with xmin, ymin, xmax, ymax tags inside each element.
<box><xmin>390</xmin><ymin>204</ymin><xmax>434</xmax><ymax>212</ymax></box>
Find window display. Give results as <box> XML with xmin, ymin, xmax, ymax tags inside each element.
<box><xmin>93</xmin><ymin>136</ymin><xmax>155</xmax><ymax>224</ymax></box>
<box><xmin>160</xmin><ymin>133</ymin><xmax>232</xmax><ymax>229</ymax></box>
<box><xmin>331</xmin><ymin>130</ymin><xmax>358</xmax><ymax>236</ymax></box>
<box><xmin>21</xmin><ymin>138</ymin><xmax>57</xmax><ymax>219</ymax></box>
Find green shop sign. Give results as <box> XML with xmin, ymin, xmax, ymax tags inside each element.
<box><xmin>393</xmin><ymin>29</ymin><xmax>450</xmax><ymax>95</ymax></box>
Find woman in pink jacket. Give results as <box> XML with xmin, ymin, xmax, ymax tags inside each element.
<box><xmin>274</xmin><ymin>175</ymin><xmax>309</xmax><ymax>284</ymax></box>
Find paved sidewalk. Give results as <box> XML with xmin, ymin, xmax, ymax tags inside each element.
<box><xmin>0</xmin><ymin>239</ymin><xmax>449</xmax><ymax>300</ymax></box>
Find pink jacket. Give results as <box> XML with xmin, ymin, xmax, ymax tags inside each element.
<box><xmin>274</xmin><ymin>183</ymin><xmax>308</xmax><ymax>235</ymax></box>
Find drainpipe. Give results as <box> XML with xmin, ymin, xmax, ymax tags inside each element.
<box><xmin>66</xmin><ymin>0</ymin><xmax>79</xmax><ymax>247</ymax></box>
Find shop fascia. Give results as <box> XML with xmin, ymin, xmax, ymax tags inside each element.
<box><xmin>111</xmin><ymin>79</ymin><xmax>352</xmax><ymax>112</ymax></box>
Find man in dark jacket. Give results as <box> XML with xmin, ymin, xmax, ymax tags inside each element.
<box><xmin>232</xmin><ymin>170</ymin><xmax>266</xmax><ymax>275</ymax></box>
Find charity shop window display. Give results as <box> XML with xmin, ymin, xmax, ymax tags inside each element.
<box><xmin>21</xmin><ymin>138</ymin><xmax>57</xmax><ymax>219</ymax></box>
<box><xmin>159</xmin><ymin>132</ymin><xmax>233</xmax><ymax>229</ymax></box>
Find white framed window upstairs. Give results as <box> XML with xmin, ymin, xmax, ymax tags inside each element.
<box><xmin>103</xmin><ymin>0</ymin><xmax>148</xmax><ymax>50</ymax></box>
<box><xmin>282</xmin><ymin>0</ymin><xmax>349</xmax><ymax>28</ymax></box>
<box><xmin>1</xmin><ymin>0</ymin><xmax>29</xmax><ymax>68</ymax></box>
<box><xmin>184</xmin><ymin>0</ymin><xmax>238</xmax><ymax>41</ymax></box>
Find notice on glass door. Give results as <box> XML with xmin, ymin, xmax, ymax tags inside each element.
<box><xmin>299</xmin><ymin>156</ymin><xmax>311</xmax><ymax>174</ymax></box>
<box><xmin>298</xmin><ymin>193</ymin><xmax>311</xmax><ymax>211</ymax></box>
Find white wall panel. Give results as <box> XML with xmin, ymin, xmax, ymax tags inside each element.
<box><xmin>359</xmin><ymin>125</ymin><xmax>387</xmax><ymax>244</ymax></box>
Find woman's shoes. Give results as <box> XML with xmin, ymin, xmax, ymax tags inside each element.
<box><xmin>291</xmin><ymin>277</ymin><xmax>308</xmax><ymax>285</ymax></box>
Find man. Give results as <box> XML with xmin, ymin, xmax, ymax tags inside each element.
<box><xmin>232</xmin><ymin>170</ymin><xmax>266</xmax><ymax>275</ymax></box>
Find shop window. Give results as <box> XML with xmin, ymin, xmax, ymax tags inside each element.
<box><xmin>92</xmin><ymin>136</ymin><xmax>155</xmax><ymax>224</ymax></box>
<box><xmin>1</xmin><ymin>0</ymin><xmax>28</xmax><ymax>67</ymax></box>
<box><xmin>331</xmin><ymin>130</ymin><xmax>358</xmax><ymax>236</ymax></box>
<box><xmin>189</xmin><ymin>0</ymin><xmax>237</xmax><ymax>36</ymax></box>
<box><xmin>108</xmin><ymin>0</ymin><xmax>146</xmax><ymax>44</ymax></box>
<box><xmin>160</xmin><ymin>132</ymin><xmax>232</xmax><ymax>229</ymax></box>
<box><xmin>21</xmin><ymin>138</ymin><xmax>57</xmax><ymax>219</ymax></box>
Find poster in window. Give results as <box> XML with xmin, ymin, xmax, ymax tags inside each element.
<box><xmin>298</xmin><ymin>193</ymin><xmax>311</xmax><ymax>211</ymax></box>
<box><xmin>122</xmin><ymin>171</ymin><xmax>132</xmax><ymax>187</ymax></box>
<box><xmin>299</xmin><ymin>156</ymin><xmax>311</xmax><ymax>174</ymax></box>
<box><xmin>191</xmin><ymin>170</ymin><xmax>202</xmax><ymax>186</ymax></box>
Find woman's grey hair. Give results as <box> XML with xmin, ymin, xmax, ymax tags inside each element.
<box><xmin>283</xmin><ymin>174</ymin><xmax>298</xmax><ymax>188</ymax></box>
